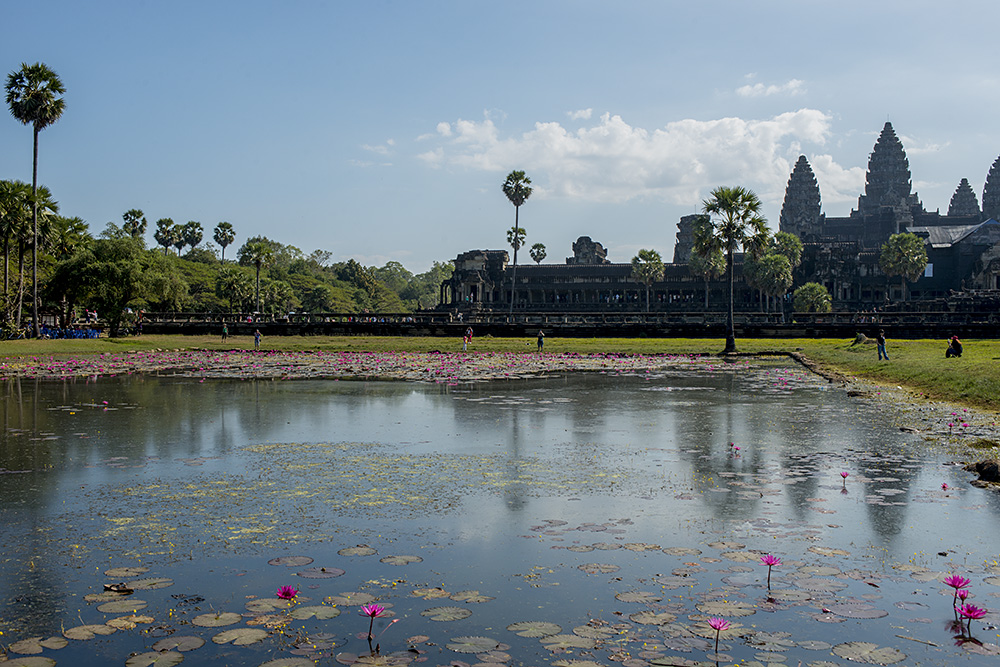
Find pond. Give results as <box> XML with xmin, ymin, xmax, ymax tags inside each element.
<box><xmin>1</xmin><ymin>359</ymin><xmax>998</xmax><ymax>667</ymax></box>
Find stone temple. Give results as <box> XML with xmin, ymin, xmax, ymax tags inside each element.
<box><xmin>441</xmin><ymin>122</ymin><xmax>1000</xmax><ymax>313</ymax></box>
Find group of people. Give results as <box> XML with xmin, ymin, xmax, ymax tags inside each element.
<box><xmin>460</xmin><ymin>328</ymin><xmax>545</xmax><ymax>352</ymax></box>
<box><xmin>875</xmin><ymin>330</ymin><xmax>964</xmax><ymax>360</ymax></box>
<box><xmin>220</xmin><ymin>323</ymin><xmax>262</xmax><ymax>350</ymax></box>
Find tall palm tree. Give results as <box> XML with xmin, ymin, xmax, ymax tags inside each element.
<box><xmin>213</xmin><ymin>221</ymin><xmax>235</xmax><ymax>262</ymax></box>
<box><xmin>240</xmin><ymin>241</ymin><xmax>274</xmax><ymax>312</ymax></box>
<box><xmin>631</xmin><ymin>248</ymin><xmax>664</xmax><ymax>312</ymax></box>
<box><xmin>502</xmin><ymin>170</ymin><xmax>532</xmax><ymax>315</ymax></box>
<box><xmin>154</xmin><ymin>218</ymin><xmax>176</xmax><ymax>255</ymax></box>
<box><xmin>182</xmin><ymin>221</ymin><xmax>203</xmax><ymax>252</ymax></box>
<box><xmin>122</xmin><ymin>209</ymin><xmax>147</xmax><ymax>241</ymax></box>
<box><xmin>6</xmin><ymin>62</ymin><xmax>66</xmax><ymax>337</ymax></box>
<box><xmin>0</xmin><ymin>180</ymin><xmax>31</xmax><ymax>318</ymax></box>
<box><xmin>695</xmin><ymin>186</ymin><xmax>768</xmax><ymax>353</ymax></box>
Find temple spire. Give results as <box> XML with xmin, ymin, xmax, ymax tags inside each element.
<box><xmin>856</xmin><ymin>122</ymin><xmax>923</xmax><ymax>216</ymax></box>
<box><xmin>947</xmin><ymin>178</ymin><xmax>980</xmax><ymax>217</ymax></box>
<box><xmin>984</xmin><ymin>155</ymin><xmax>1000</xmax><ymax>221</ymax></box>
<box><xmin>779</xmin><ymin>155</ymin><xmax>822</xmax><ymax>242</ymax></box>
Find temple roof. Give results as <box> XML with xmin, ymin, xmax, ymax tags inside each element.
<box><xmin>984</xmin><ymin>155</ymin><xmax>1000</xmax><ymax>221</ymax></box>
<box><xmin>906</xmin><ymin>219</ymin><xmax>1000</xmax><ymax>248</ymax></box>
<box><xmin>948</xmin><ymin>178</ymin><xmax>981</xmax><ymax>217</ymax></box>
<box><xmin>857</xmin><ymin>122</ymin><xmax>923</xmax><ymax>216</ymax></box>
<box><xmin>779</xmin><ymin>155</ymin><xmax>822</xmax><ymax>239</ymax></box>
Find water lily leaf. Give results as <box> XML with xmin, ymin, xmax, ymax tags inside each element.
<box><xmin>86</xmin><ymin>591</ymin><xmax>127</xmax><ymax>602</ymax></box>
<box><xmin>259</xmin><ymin>660</ymin><xmax>317</xmax><ymax>667</ymax></box>
<box><xmin>567</xmin><ymin>545</ymin><xmax>595</xmax><ymax>552</ymax></box>
<box><xmin>720</xmin><ymin>550</ymin><xmax>765</xmax><ymax>563</ymax></box>
<box><xmin>794</xmin><ymin>577</ymin><xmax>849</xmax><ymax>593</ymax></box>
<box><xmin>747</xmin><ymin>631</ymin><xmax>795</xmax><ymax>651</ymax></box>
<box><xmin>629</xmin><ymin>611</ymin><xmax>677</xmax><ymax>626</ymax></box>
<box><xmin>213</xmin><ymin>628</ymin><xmax>269</xmax><ymax>645</ymax></box>
<box><xmin>124</xmin><ymin>651</ymin><xmax>185</xmax><ymax>667</ymax></box>
<box><xmin>105</xmin><ymin>566</ymin><xmax>149</xmax><ymax>577</ymax></box>
<box><xmin>798</xmin><ymin>565</ymin><xmax>841</xmax><ymax>576</ymax></box>
<box><xmin>552</xmin><ymin>661</ymin><xmax>606</xmax><ymax>667</ymax></box>
<box><xmin>623</xmin><ymin>542</ymin><xmax>660</xmax><ymax>551</ymax></box>
<box><xmin>246</xmin><ymin>598</ymin><xmax>293</xmax><ymax>613</ymax></box>
<box><xmin>9</xmin><ymin>636</ymin><xmax>68</xmax><ymax>654</ymax></box>
<box><xmin>325</xmin><ymin>592</ymin><xmax>377</xmax><ymax>606</ymax></box>
<box><xmin>353</xmin><ymin>653</ymin><xmax>414</xmax><ymax>666</ymax></box>
<box><xmin>130</xmin><ymin>577</ymin><xmax>174</xmax><ymax>590</ymax></box>
<box><xmin>826</xmin><ymin>603</ymin><xmax>888</xmax><ymax>619</ymax></box>
<box><xmin>983</xmin><ymin>576</ymin><xmax>1000</xmax><ymax>587</ymax></box>
<box><xmin>695</xmin><ymin>600</ymin><xmax>756</xmax><ymax>617</ymax></box>
<box><xmin>191</xmin><ymin>611</ymin><xmax>242</xmax><ymax>627</ymax></box>
<box><xmin>411</xmin><ymin>587</ymin><xmax>450</xmax><ymax>599</ymax></box>
<box><xmin>572</xmin><ymin>625</ymin><xmax>617</xmax><ymax>639</ymax></box>
<box><xmin>707</xmin><ymin>541</ymin><xmax>745</xmax><ymax>550</ymax></box>
<box><xmin>64</xmin><ymin>624</ymin><xmax>117</xmax><ymax>640</ymax></box>
<box><xmin>446</xmin><ymin>636</ymin><xmax>500</xmax><ymax>653</ymax></box>
<box><xmin>616</xmin><ymin>591</ymin><xmax>663</xmax><ymax>603</ymax></box>
<box><xmin>152</xmin><ymin>636</ymin><xmax>205</xmax><ymax>652</ymax></box>
<box><xmin>831</xmin><ymin>642</ymin><xmax>905</xmax><ymax>664</ymax></box>
<box><xmin>380</xmin><ymin>555</ymin><xmax>422</xmax><ymax>566</ymax></box>
<box><xmin>421</xmin><ymin>606</ymin><xmax>472</xmax><ymax>621</ymax></box>
<box><xmin>797</xmin><ymin>640</ymin><xmax>832</xmax><ymax>650</ymax></box>
<box><xmin>541</xmin><ymin>634</ymin><xmax>597</xmax><ymax>650</ymax></box>
<box><xmin>449</xmin><ymin>590</ymin><xmax>494</xmax><ymax>603</ymax></box>
<box><xmin>97</xmin><ymin>598</ymin><xmax>148</xmax><ymax>613</ymax></box>
<box><xmin>2</xmin><ymin>658</ymin><xmax>57</xmax><ymax>667</ymax></box>
<box><xmin>298</xmin><ymin>566</ymin><xmax>346</xmax><ymax>579</ymax></box>
<box><xmin>577</xmin><ymin>563</ymin><xmax>620</xmax><ymax>574</ymax></box>
<box><xmin>339</xmin><ymin>545</ymin><xmax>377</xmax><ymax>557</ymax></box>
<box><xmin>268</xmin><ymin>556</ymin><xmax>314</xmax><ymax>567</ymax></box>
<box><xmin>808</xmin><ymin>546</ymin><xmax>850</xmax><ymax>557</ymax></box>
<box><xmin>654</xmin><ymin>575</ymin><xmax>695</xmax><ymax>589</ymax></box>
<box><xmin>690</xmin><ymin>620</ymin><xmax>743</xmax><ymax>640</ymax></box>
<box><xmin>106</xmin><ymin>614</ymin><xmax>154</xmax><ymax>629</ymax></box>
<box><xmin>662</xmin><ymin>547</ymin><xmax>702</xmax><ymax>556</ymax></box>
<box><xmin>506</xmin><ymin>621</ymin><xmax>562</xmax><ymax>638</ymax></box>
<box><xmin>290</xmin><ymin>605</ymin><xmax>341</xmax><ymax>620</ymax></box>
<box><xmin>592</xmin><ymin>542</ymin><xmax>622</xmax><ymax>550</ymax></box>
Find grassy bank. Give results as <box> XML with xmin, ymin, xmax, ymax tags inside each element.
<box><xmin>1</xmin><ymin>334</ymin><xmax>997</xmax><ymax>410</ymax></box>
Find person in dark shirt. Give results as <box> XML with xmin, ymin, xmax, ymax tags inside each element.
<box><xmin>946</xmin><ymin>335</ymin><xmax>963</xmax><ymax>358</ymax></box>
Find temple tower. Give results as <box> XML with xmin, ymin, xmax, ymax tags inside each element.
<box><xmin>856</xmin><ymin>122</ymin><xmax>923</xmax><ymax>217</ymax></box>
<box><xmin>947</xmin><ymin>178</ymin><xmax>981</xmax><ymax>217</ymax></box>
<box><xmin>672</xmin><ymin>214</ymin><xmax>705</xmax><ymax>264</ymax></box>
<box><xmin>984</xmin><ymin>155</ymin><xmax>1000</xmax><ymax>221</ymax></box>
<box><xmin>779</xmin><ymin>155</ymin><xmax>823</xmax><ymax>242</ymax></box>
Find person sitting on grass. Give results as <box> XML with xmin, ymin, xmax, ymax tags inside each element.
<box><xmin>946</xmin><ymin>335</ymin><xmax>963</xmax><ymax>358</ymax></box>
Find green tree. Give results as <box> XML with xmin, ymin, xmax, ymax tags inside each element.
<box><xmin>238</xmin><ymin>240</ymin><xmax>274</xmax><ymax>312</ymax></box>
<box><xmin>154</xmin><ymin>218</ymin><xmax>176</xmax><ymax>255</ymax></box>
<box><xmin>879</xmin><ymin>232</ymin><xmax>928</xmax><ymax>301</ymax></box>
<box><xmin>0</xmin><ymin>180</ymin><xmax>31</xmax><ymax>316</ymax></box>
<box><xmin>631</xmin><ymin>248</ymin><xmax>663</xmax><ymax>312</ymax></box>
<box><xmin>182</xmin><ymin>221</ymin><xmax>203</xmax><ymax>252</ymax></box>
<box><xmin>530</xmin><ymin>242</ymin><xmax>547</xmax><ymax>265</ymax></box>
<box><xmin>688</xmin><ymin>245</ymin><xmax>725</xmax><ymax>310</ymax></box>
<box><xmin>793</xmin><ymin>282</ymin><xmax>832</xmax><ymax>313</ymax></box>
<box><xmin>215</xmin><ymin>265</ymin><xmax>253</xmax><ymax>312</ymax></box>
<box><xmin>502</xmin><ymin>170</ymin><xmax>532</xmax><ymax>315</ymax></box>
<box><xmin>695</xmin><ymin>186</ymin><xmax>768</xmax><ymax>353</ymax></box>
<box><xmin>213</xmin><ymin>221</ymin><xmax>235</xmax><ymax>262</ymax></box>
<box><xmin>755</xmin><ymin>253</ymin><xmax>793</xmax><ymax>313</ymax></box>
<box><xmin>6</xmin><ymin>62</ymin><xmax>66</xmax><ymax>337</ymax></box>
<box><xmin>122</xmin><ymin>209</ymin><xmax>147</xmax><ymax>241</ymax></box>
<box><xmin>771</xmin><ymin>231</ymin><xmax>803</xmax><ymax>269</ymax></box>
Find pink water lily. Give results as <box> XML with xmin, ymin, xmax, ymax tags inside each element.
<box><xmin>959</xmin><ymin>603</ymin><xmax>988</xmax><ymax>633</ymax></box>
<box><xmin>362</xmin><ymin>603</ymin><xmax>386</xmax><ymax>643</ymax></box>
<box><xmin>707</xmin><ymin>616</ymin><xmax>730</xmax><ymax>654</ymax></box>
<box><xmin>276</xmin><ymin>585</ymin><xmax>298</xmax><ymax>600</ymax></box>
<box><xmin>945</xmin><ymin>575</ymin><xmax>972</xmax><ymax>607</ymax></box>
<box><xmin>760</xmin><ymin>554</ymin><xmax>781</xmax><ymax>589</ymax></box>
<box><xmin>942</xmin><ymin>483</ymin><xmax>949</xmax><ymax>490</ymax></box>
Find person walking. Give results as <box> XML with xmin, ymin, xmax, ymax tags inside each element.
<box><xmin>254</xmin><ymin>328</ymin><xmax>261</xmax><ymax>351</ymax></box>
<box><xmin>537</xmin><ymin>329</ymin><xmax>545</xmax><ymax>352</ymax></box>
<box><xmin>222</xmin><ymin>322</ymin><xmax>228</xmax><ymax>342</ymax></box>
<box><xmin>876</xmin><ymin>329</ymin><xmax>889</xmax><ymax>361</ymax></box>
<box><xmin>462</xmin><ymin>326</ymin><xmax>473</xmax><ymax>352</ymax></box>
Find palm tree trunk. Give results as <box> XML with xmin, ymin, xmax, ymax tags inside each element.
<box><xmin>16</xmin><ymin>241</ymin><xmax>25</xmax><ymax>328</ymax></box>
<box><xmin>703</xmin><ymin>279</ymin><xmax>709</xmax><ymax>309</ymax></box>
<box><xmin>255</xmin><ymin>265</ymin><xmax>261</xmax><ymax>313</ymax></box>
<box><xmin>508</xmin><ymin>206</ymin><xmax>519</xmax><ymax>317</ymax></box>
<box><xmin>725</xmin><ymin>248</ymin><xmax>736</xmax><ymax>353</ymax></box>
<box><xmin>31</xmin><ymin>126</ymin><xmax>40</xmax><ymax>338</ymax></box>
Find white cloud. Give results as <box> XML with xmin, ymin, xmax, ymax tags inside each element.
<box><xmin>417</xmin><ymin>108</ymin><xmax>847</xmax><ymax>208</ymax></box>
<box><xmin>736</xmin><ymin>79</ymin><xmax>805</xmax><ymax>98</ymax></box>
<box><xmin>898</xmin><ymin>133</ymin><xmax>949</xmax><ymax>156</ymax></box>
<box><xmin>567</xmin><ymin>108</ymin><xmax>593</xmax><ymax>120</ymax></box>
<box><xmin>361</xmin><ymin>141</ymin><xmax>395</xmax><ymax>155</ymax></box>
<box><xmin>807</xmin><ymin>154</ymin><xmax>866</xmax><ymax>205</ymax></box>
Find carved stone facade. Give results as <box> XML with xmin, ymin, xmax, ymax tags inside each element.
<box><xmin>672</xmin><ymin>215</ymin><xmax>704</xmax><ymax>264</ymax></box>
<box><xmin>948</xmin><ymin>178</ymin><xmax>981</xmax><ymax>217</ymax></box>
<box><xmin>779</xmin><ymin>155</ymin><xmax>823</xmax><ymax>242</ymax></box>
<box><xmin>984</xmin><ymin>156</ymin><xmax>1000</xmax><ymax>222</ymax></box>
<box><xmin>566</xmin><ymin>236</ymin><xmax>610</xmax><ymax>265</ymax></box>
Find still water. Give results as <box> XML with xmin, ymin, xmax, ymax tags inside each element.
<box><xmin>1</xmin><ymin>361</ymin><xmax>998</xmax><ymax>666</ymax></box>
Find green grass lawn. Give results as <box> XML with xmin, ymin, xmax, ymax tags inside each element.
<box><xmin>1</xmin><ymin>334</ymin><xmax>997</xmax><ymax>410</ymax></box>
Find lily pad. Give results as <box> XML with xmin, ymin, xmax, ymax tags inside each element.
<box><xmin>449</xmin><ymin>590</ymin><xmax>494</xmax><ymax>603</ymax></box>
<box><xmin>9</xmin><ymin>636</ymin><xmax>68</xmax><ymax>654</ymax></box>
<box><xmin>421</xmin><ymin>606</ymin><xmax>472</xmax><ymax>621</ymax></box>
<box><xmin>339</xmin><ymin>545</ymin><xmax>377</xmax><ymax>557</ymax></box>
<box><xmin>105</xmin><ymin>566</ymin><xmax>149</xmax><ymax>577</ymax></box>
<box><xmin>577</xmin><ymin>563</ymin><xmax>620</xmax><ymax>574</ymax></box>
<box><xmin>695</xmin><ymin>600</ymin><xmax>756</xmax><ymax>617</ymax></box>
<box><xmin>3</xmin><ymin>659</ymin><xmax>57</xmax><ymax>667</ymax></box>
<box><xmin>808</xmin><ymin>546</ymin><xmax>850</xmax><ymax>557</ymax></box>
<box><xmin>573</xmin><ymin>624</ymin><xmax>617</xmax><ymax>639</ymax></box>
<box><xmin>380</xmin><ymin>555</ymin><xmax>422</xmax><ymax>566</ymax></box>
<box><xmin>325</xmin><ymin>592</ymin><xmax>377</xmax><ymax>606</ymax></box>
<box><xmin>97</xmin><ymin>599</ymin><xmax>148</xmax><ymax>613</ymax></box>
<box><xmin>152</xmin><ymin>636</ymin><xmax>205</xmax><ymax>652</ymax></box>
<box><xmin>191</xmin><ymin>611</ymin><xmax>242</xmax><ymax>627</ymax></box>
<box><xmin>446</xmin><ymin>636</ymin><xmax>500</xmax><ymax>653</ymax></box>
<box><xmin>541</xmin><ymin>634</ymin><xmax>597</xmax><ymax>650</ymax></box>
<box><xmin>298</xmin><ymin>566</ymin><xmax>346</xmax><ymax>579</ymax></box>
<box><xmin>831</xmin><ymin>642</ymin><xmax>905</xmax><ymax>664</ymax></box>
<box><xmin>213</xmin><ymin>628</ymin><xmax>269</xmax><ymax>645</ymax></box>
<box><xmin>106</xmin><ymin>615</ymin><xmax>154</xmax><ymax>629</ymax></box>
<box><xmin>268</xmin><ymin>556</ymin><xmax>314</xmax><ymax>567</ymax></box>
<box><xmin>654</xmin><ymin>575</ymin><xmax>695</xmax><ymax>589</ymax></box>
<box><xmin>246</xmin><ymin>598</ymin><xmax>294</xmax><ymax>613</ymax></box>
<box><xmin>124</xmin><ymin>651</ymin><xmax>185</xmax><ymax>667</ymax></box>
<box><xmin>506</xmin><ymin>621</ymin><xmax>562</xmax><ymax>638</ymax></box>
<box><xmin>629</xmin><ymin>611</ymin><xmax>677</xmax><ymax>626</ymax></box>
<box><xmin>552</xmin><ymin>662</ymin><xmax>606</xmax><ymax>667</ymax></box>
<box><xmin>690</xmin><ymin>620</ymin><xmax>744</xmax><ymax>640</ymax></box>
<box><xmin>616</xmin><ymin>591</ymin><xmax>663</xmax><ymax>603</ymax></box>
<box><xmin>411</xmin><ymin>587</ymin><xmax>450</xmax><ymax>599</ymax></box>
<box><xmin>826</xmin><ymin>603</ymin><xmax>888</xmax><ymax>619</ymax></box>
<box><xmin>259</xmin><ymin>660</ymin><xmax>317</xmax><ymax>667</ymax></box>
<box><xmin>289</xmin><ymin>605</ymin><xmax>342</xmax><ymax>620</ymax></box>
<box><xmin>64</xmin><ymin>624</ymin><xmax>117</xmax><ymax>640</ymax></box>
<box><xmin>662</xmin><ymin>546</ymin><xmax>702</xmax><ymax>556</ymax></box>
<box><xmin>130</xmin><ymin>577</ymin><xmax>174</xmax><ymax>590</ymax></box>
<box><xmin>623</xmin><ymin>542</ymin><xmax>661</xmax><ymax>551</ymax></box>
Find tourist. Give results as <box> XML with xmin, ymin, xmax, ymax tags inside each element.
<box><xmin>537</xmin><ymin>329</ymin><xmax>545</xmax><ymax>352</ymax></box>
<box><xmin>876</xmin><ymin>329</ymin><xmax>889</xmax><ymax>361</ymax></box>
<box><xmin>222</xmin><ymin>322</ymin><xmax>228</xmax><ymax>342</ymax></box>
<box><xmin>946</xmin><ymin>335</ymin><xmax>963</xmax><ymax>358</ymax></box>
<box><xmin>254</xmin><ymin>329</ymin><xmax>261</xmax><ymax>351</ymax></box>
<box><xmin>462</xmin><ymin>327</ymin><xmax>473</xmax><ymax>352</ymax></box>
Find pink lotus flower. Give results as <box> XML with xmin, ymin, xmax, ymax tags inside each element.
<box><xmin>959</xmin><ymin>603</ymin><xmax>988</xmax><ymax>633</ymax></box>
<box><xmin>707</xmin><ymin>616</ymin><xmax>730</xmax><ymax>654</ymax></box>
<box><xmin>840</xmin><ymin>471</ymin><xmax>849</xmax><ymax>479</ymax></box>
<box><xmin>361</xmin><ymin>603</ymin><xmax>386</xmax><ymax>643</ymax></box>
<box><xmin>958</xmin><ymin>589</ymin><xmax>969</xmax><ymax>602</ymax></box>
<box><xmin>942</xmin><ymin>483</ymin><xmax>949</xmax><ymax>490</ymax></box>
<box><xmin>945</xmin><ymin>575</ymin><xmax>972</xmax><ymax>607</ymax></box>
<box><xmin>276</xmin><ymin>585</ymin><xmax>298</xmax><ymax>600</ymax></box>
<box><xmin>760</xmin><ymin>554</ymin><xmax>781</xmax><ymax>589</ymax></box>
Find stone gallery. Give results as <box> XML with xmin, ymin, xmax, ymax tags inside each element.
<box><xmin>441</xmin><ymin>123</ymin><xmax>1000</xmax><ymax>313</ymax></box>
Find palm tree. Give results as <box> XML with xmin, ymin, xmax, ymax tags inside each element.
<box><xmin>154</xmin><ymin>218</ymin><xmax>176</xmax><ymax>255</ymax></box>
<box><xmin>122</xmin><ymin>209</ymin><xmax>147</xmax><ymax>241</ymax></box>
<box><xmin>0</xmin><ymin>180</ymin><xmax>31</xmax><ymax>318</ymax></box>
<box><xmin>631</xmin><ymin>249</ymin><xmax>664</xmax><ymax>312</ymax></box>
<box><xmin>529</xmin><ymin>243</ymin><xmax>547</xmax><ymax>265</ymax></box>
<box><xmin>182</xmin><ymin>221</ymin><xmax>203</xmax><ymax>252</ymax></box>
<box><xmin>239</xmin><ymin>241</ymin><xmax>274</xmax><ymax>312</ymax></box>
<box><xmin>6</xmin><ymin>62</ymin><xmax>66</xmax><ymax>337</ymax></box>
<box><xmin>213</xmin><ymin>221</ymin><xmax>235</xmax><ymax>262</ymax></box>
<box><xmin>502</xmin><ymin>170</ymin><xmax>532</xmax><ymax>315</ymax></box>
<box><xmin>695</xmin><ymin>186</ymin><xmax>768</xmax><ymax>353</ymax></box>
<box><xmin>879</xmin><ymin>232</ymin><xmax>927</xmax><ymax>301</ymax></box>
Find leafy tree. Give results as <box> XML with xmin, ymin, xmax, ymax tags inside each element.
<box><xmin>793</xmin><ymin>282</ymin><xmax>832</xmax><ymax>313</ymax></box>
<box><xmin>530</xmin><ymin>243</ymin><xmax>547</xmax><ymax>265</ymax></box>
<box><xmin>182</xmin><ymin>221</ymin><xmax>203</xmax><ymax>252</ymax></box>
<box><xmin>687</xmin><ymin>243</ymin><xmax>725</xmax><ymax>310</ymax></box>
<box><xmin>154</xmin><ymin>218</ymin><xmax>177</xmax><ymax>255</ymax></box>
<box><xmin>400</xmin><ymin>261</ymin><xmax>453</xmax><ymax>310</ymax></box>
<box><xmin>631</xmin><ymin>248</ymin><xmax>663</xmax><ymax>312</ymax></box>
<box><xmin>372</xmin><ymin>261</ymin><xmax>413</xmax><ymax>294</ymax></box>
<box><xmin>502</xmin><ymin>170</ymin><xmax>532</xmax><ymax>314</ymax></box>
<box><xmin>8</xmin><ymin>186</ymin><xmax>58</xmax><ymax>326</ymax></box>
<box><xmin>0</xmin><ymin>180</ymin><xmax>31</xmax><ymax>315</ymax></box>
<box><xmin>879</xmin><ymin>232</ymin><xmax>928</xmax><ymax>301</ymax></box>
<box><xmin>6</xmin><ymin>62</ymin><xmax>66</xmax><ymax>337</ymax></box>
<box><xmin>213</xmin><ymin>221</ymin><xmax>235</xmax><ymax>262</ymax></box>
<box><xmin>771</xmin><ymin>231</ymin><xmax>803</xmax><ymax>269</ymax></box>
<box><xmin>122</xmin><ymin>209</ymin><xmax>147</xmax><ymax>241</ymax></box>
<box><xmin>695</xmin><ymin>186</ymin><xmax>768</xmax><ymax>353</ymax></box>
<box><xmin>215</xmin><ymin>265</ymin><xmax>254</xmax><ymax>312</ymax></box>
<box><xmin>172</xmin><ymin>228</ymin><xmax>187</xmax><ymax>255</ymax></box>
<box><xmin>755</xmin><ymin>253</ymin><xmax>793</xmax><ymax>313</ymax></box>
<box><xmin>46</xmin><ymin>215</ymin><xmax>91</xmax><ymax>262</ymax></box>
<box><xmin>237</xmin><ymin>240</ymin><xmax>274</xmax><ymax>312</ymax></box>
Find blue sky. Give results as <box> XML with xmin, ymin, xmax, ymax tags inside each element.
<box><xmin>3</xmin><ymin>1</ymin><xmax>999</xmax><ymax>272</ymax></box>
